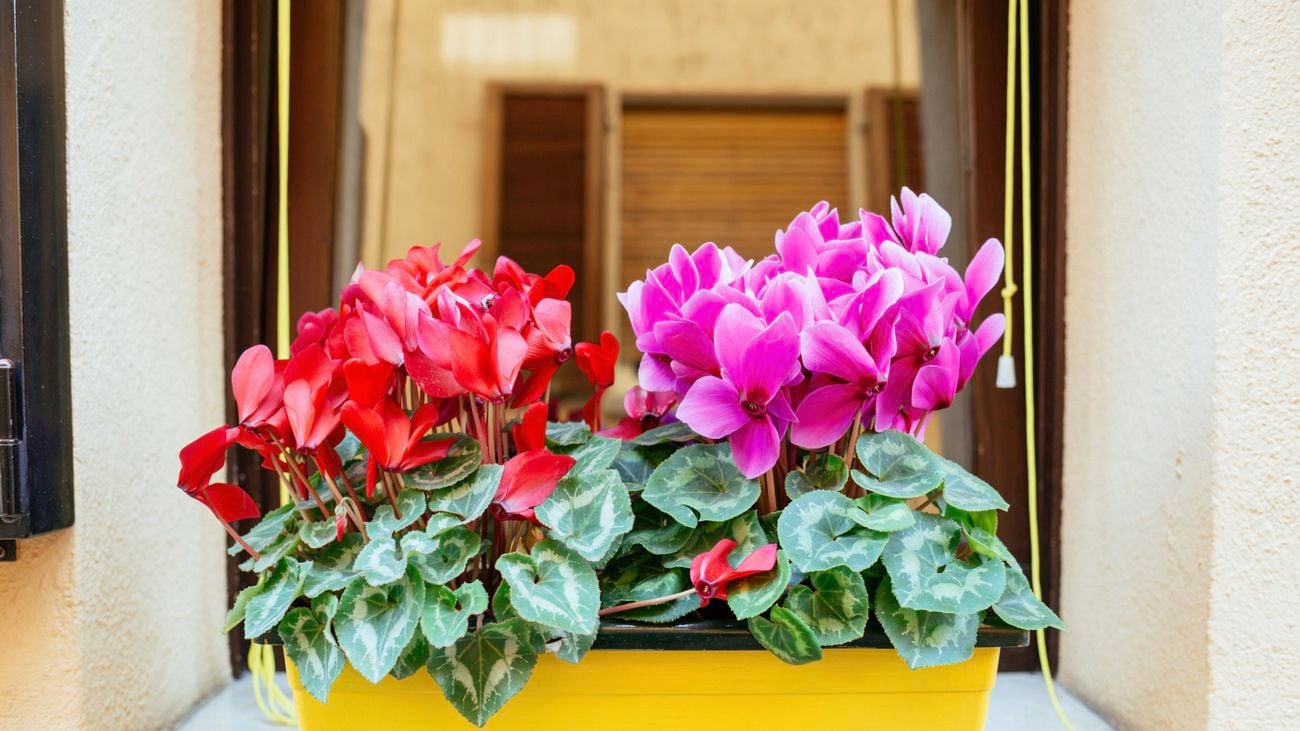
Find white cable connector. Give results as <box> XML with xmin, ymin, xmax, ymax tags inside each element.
<box><xmin>996</xmin><ymin>354</ymin><xmax>1017</xmax><ymax>389</ymax></box>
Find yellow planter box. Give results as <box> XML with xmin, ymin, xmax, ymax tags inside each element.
<box><xmin>287</xmin><ymin>646</ymin><xmax>1002</xmax><ymax>730</ymax></box>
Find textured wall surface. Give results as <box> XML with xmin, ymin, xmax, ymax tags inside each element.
<box><xmin>0</xmin><ymin>0</ymin><xmax>231</xmax><ymax>728</ymax></box>
<box><xmin>1061</xmin><ymin>1</ymin><xmax>1300</xmax><ymax>728</ymax></box>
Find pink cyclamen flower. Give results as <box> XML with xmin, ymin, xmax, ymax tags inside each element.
<box><xmin>676</xmin><ymin>305</ymin><xmax>799</xmax><ymax>478</ymax></box>
<box><xmin>790</xmin><ymin>321</ymin><xmax>894</xmax><ymax>449</ymax></box>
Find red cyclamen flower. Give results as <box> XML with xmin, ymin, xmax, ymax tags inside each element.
<box><xmin>511</xmin><ymin>402</ymin><xmax>548</xmax><ymax>453</ymax></box>
<box><xmin>340</xmin><ymin>400</ymin><xmax>453</xmax><ymax>496</ymax></box>
<box><xmin>575</xmin><ymin>330</ymin><xmax>619</xmax><ymax>430</ymax></box>
<box><xmin>490</xmin><ymin>449</ymin><xmax>576</xmax><ymax>523</ymax></box>
<box><xmin>176</xmin><ymin>425</ymin><xmax>260</xmax><ymax>523</ymax></box>
<box><xmin>689</xmin><ymin>539</ymin><xmax>779</xmax><ymax>606</ymax></box>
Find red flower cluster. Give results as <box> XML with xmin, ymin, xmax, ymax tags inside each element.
<box><xmin>175</xmin><ymin>241</ymin><xmax>614</xmax><ymax>548</ymax></box>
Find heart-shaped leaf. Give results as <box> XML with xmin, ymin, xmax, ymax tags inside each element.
<box><xmin>402</xmin><ymin>525</ymin><xmax>482</xmax><ymax>585</ymax></box>
<box><xmin>610</xmin><ymin>444</ymin><xmax>657</xmax><ymax>490</ymax></box>
<box><xmin>545</xmin><ymin>421</ymin><xmax>591</xmax><ymax>446</ymax></box>
<box><xmin>535</xmin><ymin>469</ymin><xmax>634</xmax><ymax>561</ymax></box>
<box><xmin>727</xmin><ymin>550</ymin><xmax>792</xmax><ymax>620</ymax></box>
<box><xmin>875</xmin><ymin>576</ymin><xmax>978</xmax><ymax>669</ymax></box>
<box><xmin>629</xmin><ymin>421</ymin><xmax>696</xmax><ymax>446</ymax></box>
<box><xmin>882</xmin><ymin>513</ymin><xmax>1006</xmax><ymax>613</ymax></box>
<box><xmin>938</xmin><ymin>456</ymin><xmax>1009</xmax><ymax>511</ymax></box>
<box><xmin>354</xmin><ymin>534</ymin><xmax>408</xmax><ymax>586</ymax></box>
<box><xmin>277</xmin><ymin>594</ymin><xmax>344</xmax><ymax>702</ymax></box>
<box><xmin>299</xmin><ymin>518</ymin><xmax>340</xmax><ymax>549</ymax></box>
<box><xmin>224</xmin><ymin>583</ymin><xmax>261</xmax><ymax>632</ymax></box>
<box><xmin>557</xmin><ymin>435</ymin><xmax>622</xmax><ymax>473</ymax></box>
<box><xmin>367</xmin><ymin>490</ymin><xmax>427</xmax><ymax>536</ymax></box>
<box><xmin>244</xmin><ymin>558</ymin><xmax>307</xmax><ymax>639</ymax></box>
<box><xmin>853</xmin><ymin>494</ymin><xmax>916</xmax><ymax>532</ymax></box>
<box><xmin>421</xmin><ymin>580</ymin><xmax>488</xmax><ymax>648</ymax></box>
<box><xmin>784</xmin><ymin>566</ymin><xmax>869</xmax><ymax>646</ymax></box>
<box><xmin>548</xmin><ymin>629</ymin><xmax>597</xmax><ymax>664</ymax></box>
<box><xmin>496</xmin><ymin>539</ymin><xmax>600</xmax><ymax>635</ymax></box>
<box><xmin>302</xmin><ymin>533</ymin><xmax>364</xmax><ymax>598</ymax></box>
<box><xmin>642</xmin><ymin>443</ymin><xmax>760</xmax><ymax>528</ymax></box>
<box><xmin>852</xmin><ymin>430</ymin><xmax>945</xmax><ymax>498</ymax></box>
<box><xmin>784</xmin><ymin>452</ymin><xmax>848</xmax><ymax>500</ymax></box>
<box><xmin>423</xmin><ymin>464</ymin><xmax>502</xmax><ymax>523</ymax></box>
<box><xmin>390</xmin><ymin>631</ymin><xmax>431</xmax><ymax>680</ymax></box>
<box><xmin>429</xmin><ymin>619</ymin><xmax>539</xmax><ymax>727</ymax></box>
<box><xmin>404</xmin><ymin>435</ymin><xmax>482</xmax><ymax>491</ymax></box>
<box><xmin>243</xmin><ymin>530</ymin><xmax>302</xmax><ymax>573</ymax></box>
<box><xmin>777</xmin><ymin>491</ymin><xmax>888</xmax><ymax>572</ymax></box>
<box><xmin>747</xmin><ymin>606</ymin><xmax>822</xmax><ymax>665</ymax></box>
<box><xmin>334</xmin><ymin>569</ymin><xmax>425</xmax><ymax>682</ymax></box>
<box><xmin>623</xmin><ymin>500</ymin><xmax>693</xmax><ymax>555</ymax></box>
<box><xmin>991</xmin><ymin>560</ymin><xmax>1064</xmax><ymax>630</ymax></box>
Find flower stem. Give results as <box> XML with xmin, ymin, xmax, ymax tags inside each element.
<box><xmin>598</xmin><ymin>588</ymin><xmax>696</xmax><ymax>616</ymax></box>
<box><xmin>217</xmin><ymin>511</ymin><xmax>261</xmax><ymax>561</ymax></box>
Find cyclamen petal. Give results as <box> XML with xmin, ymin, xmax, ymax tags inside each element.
<box><xmin>800</xmin><ymin>322</ymin><xmax>878</xmax><ymax>386</ymax></box>
<box><xmin>790</xmin><ymin>383</ymin><xmax>864</xmax><ymax>449</ymax></box>
<box><xmin>729</xmin><ymin>417</ymin><xmax>782</xmax><ymax>479</ymax></box>
<box><xmin>737</xmin><ymin>313</ymin><xmax>800</xmax><ymax>404</ymax></box>
<box><xmin>676</xmin><ymin>377</ymin><xmax>748</xmax><ymax>438</ymax></box>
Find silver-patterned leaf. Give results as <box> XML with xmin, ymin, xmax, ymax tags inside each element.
<box><xmin>244</xmin><ymin>558</ymin><xmax>307</xmax><ymax>639</ymax></box>
<box><xmin>747</xmin><ymin>606</ymin><xmax>822</xmax><ymax>665</ymax></box>
<box><xmin>966</xmin><ymin>526</ymin><xmax>1015</xmax><ymax>564</ymax></box>
<box><xmin>727</xmin><ymin>550</ymin><xmax>793</xmax><ymax>620</ymax></box>
<box><xmin>299</xmin><ymin>518</ymin><xmax>340</xmax><ymax>549</ymax></box>
<box><xmin>334</xmin><ymin>569</ymin><xmax>425</xmax><ymax>683</ymax></box>
<box><xmin>784</xmin><ymin>452</ymin><xmax>849</xmax><ymax>500</ymax></box>
<box><xmin>354</xmin><ymin>534</ymin><xmax>408</xmax><ymax>586</ymax></box>
<box><xmin>852</xmin><ymin>430</ymin><xmax>945</xmax><ymax>498</ymax></box>
<box><xmin>624</xmin><ymin>500</ymin><xmax>693</xmax><ymax>555</ymax></box>
<box><xmin>429</xmin><ymin>619</ymin><xmax>539</xmax><ymax>727</ymax></box>
<box><xmin>277</xmin><ymin>595</ymin><xmax>344</xmax><ymax>702</ymax></box>
<box><xmin>853</xmin><ymin>494</ymin><xmax>916</xmax><ymax>532</ymax></box>
<box><xmin>777</xmin><ymin>491</ymin><xmax>888</xmax><ymax>572</ymax></box>
<box><xmin>495</xmin><ymin>539</ymin><xmax>600</xmax><ymax>636</ymax></box>
<box><xmin>938</xmin><ymin>456</ymin><xmax>1009</xmax><ymax>511</ymax></box>
<box><xmin>367</xmin><ymin>490</ymin><xmax>427</xmax><ymax>536</ymax></box>
<box><xmin>545</xmin><ymin>421</ymin><xmax>591</xmax><ymax>446</ymax></box>
<box><xmin>991</xmin><ymin>561</ymin><xmax>1064</xmax><ymax>630</ymax></box>
<box><xmin>559</xmin><ymin>436</ymin><xmax>622</xmax><ymax>473</ymax></box>
<box><xmin>784</xmin><ymin>566</ymin><xmax>869</xmax><ymax>646</ymax></box>
<box><xmin>663</xmin><ymin>510</ymin><xmax>770</xmax><ymax>569</ymax></box>
<box><xmin>629</xmin><ymin>421</ymin><xmax>696</xmax><ymax>446</ymax></box>
<box><xmin>228</xmin><ymin>503</ymin><xmax>297</xmax><ymax>556</ymax></box>
<box><xmin>547</xmin><ymin>629</ymin><xmax>597</xmax><ymax>664</ymax></box>
<box><xmin>535</xmin><ymin>469</ymin><xmax>634</xmax><ymax>562</ymax></box>
<box><xmin>224</xmin><ymin>582</ymin><xmax>262</xmax><ymax>632</ymax></box>
<box><xmin>302</xmin><ymin>533</ymin><xmax>364</xmax><ymax>598</ymax></box>
<box><xmin>610</xmin><ymin>444</ymin><xmax>657</xmax><ymax>490</ymax></box>
<box><xmin>403</xmin><ymin>435</ymin><xmax>482</xmax><ymax>491</ymax></box>
<box><xmin>642</xmin><ymin>443</ymin><xmax>760</xmax><ymax>528</ymax></box>
<box><xmin>390</xmin><ymin>630</ymin><xmax>431</xmax><ymax>680</ymax></box>
<box><xmin>875</xmin><ymin>576</ymin><xmax>978</xmax><ymax>669</ymax></box>
<box><xmin>243</xmin><ymin>529</ymin><xmax>302</xmax><ymax>573</ymax></box>
<box><xmin>882</xmin><ymin>513</ymin><xmax>1006</xmax><ymax>613</ymax></box>
<box><xmin>421</xmin><ymin>580</ymin><xmax>488</xmax><ymax>648</ymax></box>
<box><xmin>403</xmin><ymin>525</ymin><xmax>481</xmax><ymax>585</ymax></box>
<box><xmin>423</xmin><ymin>464</ymin><xmax>502</xmax><ymax>523</ymax></box>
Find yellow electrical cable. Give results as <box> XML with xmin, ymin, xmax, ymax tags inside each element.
<box><xmin>998</xmin><ymin>0</ymin><xmax>1019</xmax><ymax>360</ymax></box>
<box><xmin>1004</xmin><ymin>0</ymin><xmax>1073</xmax><ymax>727</ymax></box>
<box><xmin>249</xmin><ymin>0</ymin><xmax>297</xmax><ymax>724</ymax></box>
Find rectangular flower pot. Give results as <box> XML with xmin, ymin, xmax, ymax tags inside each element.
<box><xmin>283</xmin><ymin>621</ymin><xmax>1027</xmax><ymax>729</ymax></box>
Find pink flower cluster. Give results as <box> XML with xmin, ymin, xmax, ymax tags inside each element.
<box><xmin>619</xmin><ymin>190</ymin><xmax>1005</xmax><ymax>478</ymax></box>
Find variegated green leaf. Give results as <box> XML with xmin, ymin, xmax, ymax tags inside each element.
<box><xmin>853</xmin><ymin>494</ymin><xmax>916</xmax><ymax>532</ymax></box>
<box><xmin>629</xmin><ymin>421</ymin><xmax>696</xmax><ymax>446</ymax></box>
<box><xmin>624</xmin><ymin>500</ymin><xmax>693</xmax><ymax>555</ymax></box>
<box><xmin>548</xmin><ymin>629</ymin><xmax>597</xmax><ymax>664</ymax></box>
<box><xmin>354</xmin><ymin>534</ymin><xmax>408</xmax><ymax>586</ymax></box>
<box><xmin>966</xmin><ymin>526</ymin><xmax>1015</xmax><ymax>564</ymax></box>
<box><xmin>403</xmin><ymin>525</ymin><xmax>481</xmax><ymax>585</ymax></box>
<box><xmin>334</xmin><ymin>569</ymin><xmax>425</xmax><ymax>682</ymax></box>
<box><xmin>335</xmin><ymin>431</ymin><xmax>363</xmax><ymax>464</ymax></box>
<box><xmin>784</xmin><ymin>566</ymin><xmax>869</xmax><ymax>646</ymax></box>
<box><xmin>496</xmin><ymin>539</ymin><xmax>599</xmax><ymax>635</ymax></box>
<box><xmin>244</xmin><ymin>558</ymin><xmax>307</xmax><ymax>639</ymax></box>
<box><xmin>421</xmin><ymin>580</ymin><xmax>488</xmax><ymax>648</ymax></box>
<box><xmin>597</xmin><ymin>555</ymin><xmax>698</xmax><ymax>622</ymax></box>
<box><xmin>223</xmin><ymin>582</ymin><xmax>262</xmax><ymax>632</ymax></box>
<box><xmin>784</xmin><ymin>452</ymin><xmax>849</xmax><ymax>500</ymax></box>
<box><xmin>727</xmin><ymin>550</ymin><xmax>792</xmax><ymax>620</ymax></box>
<box><xmin>875</xmin><ymin>576</ymin><xmax>978</xmax><ymax>669</ymax></box>
<box><xmin>882</xmin><ymin>513</ymin><xmax>1005</xmax><ymax>613</ymax></box>
<box><xmin>423</xmin><ymin>464</ymin><xmax>502</xmax><ymax>523</ymax></box>
<box><xmin>367</xmin><ymin>490</ymin><xmax>427</xmax><ymax>536</ymax></box>
<box><xmin>228</xmin><ymin>503</ymin><xmax>297</xmax><ymax>556</ymax></box>
<box><xmin>558</xmin><ymin>435</ymin><xmax>621</xmax><ymax>473</ymax></box>
<box><xmin>277</xmin><ymin>595</ymin><xmax>344</xmax><ymax>702</ymax></box>
<box><xmin>610</xmin><ymin>444</ymin><xmax>657</xmax><ymax>490</ymax></box>
<box><xmin>303</xmin><ymin>533</ymin><xmax>364</xmax><ymax>598</ymax></box>
<box><xmin>852</xmin><ymin>430</ymin><xmax>945</xmax><ymax>498</ymax></box>
<box><xmin>642</xmin><ymin>443</ymin><xmax>760</xmax><ymax>528</ymax></box>
<box><xmin>299</xmin><ymin>518</ymin><xmax>340</xmax><ymax>549</ymax></box>
<box><xmin>242</xmin><ymin>529</ymin><xmax>301</xmax><ymax>573</ymax></box>
<box><xmin>535</xmin><ymin>469</ymin><xmax>633</xmax><ymax>562</ymax></box>
<box><xmin>429</xmin><ymin>619</ymin><xmax>539</xmax><ymax>728</ymax></box>
<box><xmin>938</xmin><ymin>457</ymin><xmax>1009</xmax><ymax>511</ymax></box>
<box><xmin>404</xmin><ymin>435</ymin><xmax>482</xmax><ymax>491</ymax></box>
<box><xmin>777</xmin><ymin>491</ymin><xmax>888</xmax><ymax>572</ymax></box>
<box><xmin>992</xmin><ymin>561</ymin><xmax>1064</xmax><ymax>630</ymax></box>
<box><xmin>619</xmin><ymin>593</ymin><xmax>700</xmax><ymax>623</ymax></box>
<box><xmin>664</xmin><ymin>510</ymin><xmax>769</xmax><ymax>569</ymax></box>
<box><xmin>545</xmin><ymin>420</ymin><xmax>591</xmax><ymax>446</ymax></box>
<box><xmin>390</xmin><ymin>630</ymin><xmax>430</xmax><ymax>680</ymax></box>
<box><xmin>748</xmin><ymin>606</ymin><xmax>822</xmax><ymax>665</ymax></box>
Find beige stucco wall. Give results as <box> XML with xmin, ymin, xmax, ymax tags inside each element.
<box><xmin>1061</xmin><ymin>1</ymin><xmax>1300</xmax><ymax>728</ymax></box>
<box><xmin>358</xmin><ymin>0</ymin><xmax>920</xmax><ymax>268</ymax></box>
<box><xmin>0</xmin><ymin>0</ymin><xmax>231</xmax><ymax>728</ymax></box>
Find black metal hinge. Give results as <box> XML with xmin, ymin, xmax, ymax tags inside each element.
<box><xmin>0</xmin><ymin>359</ymin><xmax>25</xmax><ymax>554</ymax></box>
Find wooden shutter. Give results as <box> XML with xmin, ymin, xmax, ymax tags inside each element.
<box><xmin>864</xmin><ymin>89</ymin><xmax>925</xmax><ymax>213</ymax></box>
<box><xmin>620</xmin><ymin>104</ymin><xmax>850</xmax><ymax>291</ymax></box>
